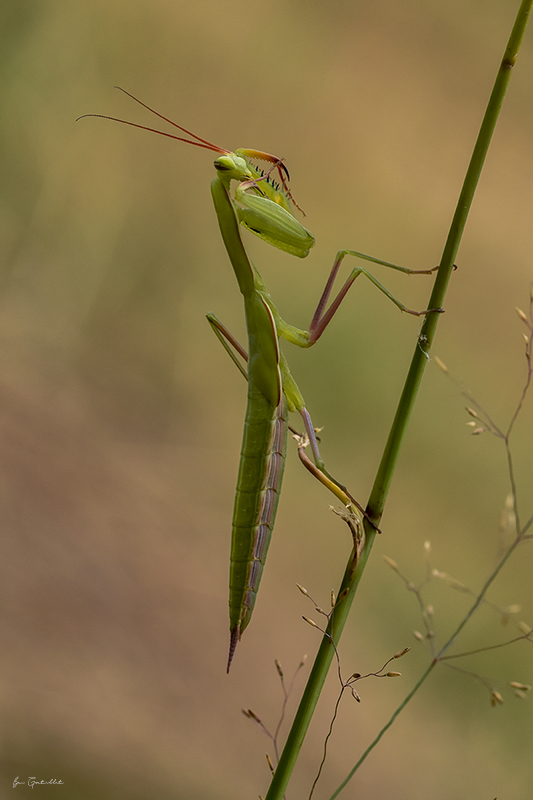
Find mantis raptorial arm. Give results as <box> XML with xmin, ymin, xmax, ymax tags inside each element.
<box><xmin>79</xmin><ymin>88</ymin><xmax>442</xmax><ymax>670</ymax></box>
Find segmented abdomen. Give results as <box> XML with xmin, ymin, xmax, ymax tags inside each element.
<box><xmin>227</xmin><ymin>383</ymin><xmax>288</xmax><ymax>668</ymax></box>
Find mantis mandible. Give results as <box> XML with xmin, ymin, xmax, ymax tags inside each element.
<box><xmin>79</xmin><ymin>88</ymin><xmax>441</xmax><ymax>671</ymax></box>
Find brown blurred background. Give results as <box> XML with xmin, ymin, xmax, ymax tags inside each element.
<box><xmin>0</xmin><ymin>1</ymin><xmax>532</xmax><ymax>798</ymax></box>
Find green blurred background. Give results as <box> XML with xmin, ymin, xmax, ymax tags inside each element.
<box><xmin>1</xmin><ymin>1</ymin><xmax>532</xmax><ymax>798</ymax></box>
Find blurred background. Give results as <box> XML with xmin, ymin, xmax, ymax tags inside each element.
<box><xmin>1</xmin><ymin>1</ymin><xmax>532</xmax><ymax>798</ymax></box>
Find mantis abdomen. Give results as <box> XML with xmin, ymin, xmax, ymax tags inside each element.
<box><xmin>227</xmin><ymin>296</ymin><xmax>289</xmax><ymax>671</ymax></box>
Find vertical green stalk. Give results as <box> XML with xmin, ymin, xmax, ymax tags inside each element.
<box><xmin>265</xmin><ymin>3</ymin><xmax>532</xmax><ymax>799</ymax></box>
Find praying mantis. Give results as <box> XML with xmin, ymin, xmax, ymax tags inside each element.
<box><xmin>79</xmin><ymin>89</ymin><xmax>441</xmax><ymax>671</ymax></box>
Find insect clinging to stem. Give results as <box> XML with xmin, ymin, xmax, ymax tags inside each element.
<box><xmin>78</xmin><ymin>88</ymin><xmax>442</xmax><ymax>671</ymax></box>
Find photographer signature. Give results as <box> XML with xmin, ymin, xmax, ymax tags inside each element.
<box><xmin>13</xmin><ymin>777</ymin><xmax>63</xmax><ymax>789</ymax></box>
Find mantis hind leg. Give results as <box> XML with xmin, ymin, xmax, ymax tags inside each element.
<box><xmin>293</xmin><ymin>407</ymin><xmax>381</xmax><ymax>534</ymax></box>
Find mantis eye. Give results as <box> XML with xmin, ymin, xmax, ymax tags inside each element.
<box><xmin>214</xmin><ymin>156</ymin><xmax>233</xmax><ymax>172</ymax></box>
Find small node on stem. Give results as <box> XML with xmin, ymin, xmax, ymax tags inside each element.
<box><xmin>471</xmin><ymin>426</ymin><xmax>486</xmax><ymax>435</ymax></box>
<box><xmin>242</xmin><ymin>708</ymin><xmax>262</xmax><ymax>724</ymax></box>
<box><xmin>504</xmin><ymin>604</ymin><xmax>521</xmax><ymax>615</ymax></box>
<box><xmin>449</xmin><ymin>578</ymin><xmax>468</xmax><ymax>591</ymax></box>
<box><xmin>490</xmin><ymin>690</ymin><xmax>504</xmax><ymax>707</ymax></box>
<box><xmin>509</xmin><ymin>681</ymin><xmax>530</xmax><ymax>692</ymax></box>
<box><xmin>350</xmin><ymin>687</ymin><xmax>361</xmax><ymax>702</ymax></box>
<box><xmin>393</xmin><ymin>647</ymin><xmax>411</xmax><ymax>659</ymax></box>
<box><xmin>432</xmin><ymin>570</ymin><xmax>468</xmax><ymax>590</ymax></box>
<box><xmin>383</xmin><ymin>555</ymin><xmax>399</xmax><ymax>572</ymax></box>
<box><xmin>302</xmin><ymin>616</ymin><xmax>321</xmax><ymax>630</ymax></box>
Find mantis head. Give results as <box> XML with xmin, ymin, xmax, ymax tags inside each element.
<box><xmin>77</xmin><ymin>87</ymin><xmax>311</xmax><ymax>251</ymax></box>
<box><xmin>214</xmin><ymin>153</ymin><xmax>255</xmax><ymax>183</ymax></box>
<box><xmin>78</xmin><ymin>88</ymin><xmax>304</xmax><ymax>211</ymax></box>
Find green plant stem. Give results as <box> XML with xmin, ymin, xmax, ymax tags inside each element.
<box><xmin>264</xmin><ymin>3</ymin><xmax>532</xmax><ymax>799</ymax></box>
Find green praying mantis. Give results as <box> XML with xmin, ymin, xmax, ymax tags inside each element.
<box><xmin>79</xmin><ymin>89</ymin><xmax>441</xmax><ymax>671</ymax></box>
